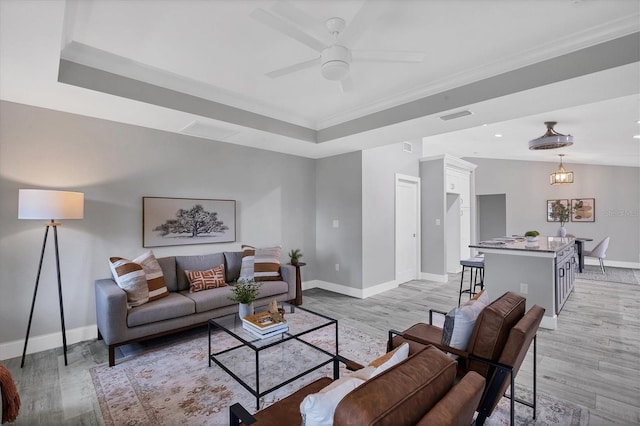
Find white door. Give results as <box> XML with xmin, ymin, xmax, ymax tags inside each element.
<box><xmin>395</xmin><ymin>175</ymin><xmax>420</xmax><ymax>283</ymax></box>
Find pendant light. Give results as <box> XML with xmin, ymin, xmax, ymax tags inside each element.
<box><xmin>550</xmin><ymin>154</ymin><xmax>574</xmax><ymax>185</ymax></box>
<box><xmin>529</xmin><ymin>121</ymin><xmax>574</xmax><ymax>150</ymax></box>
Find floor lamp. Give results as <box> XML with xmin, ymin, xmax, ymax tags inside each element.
<box><xmin>18</xmin><ymin>189</ymin><xmax>84</xmax><ymax>368</ymax></box>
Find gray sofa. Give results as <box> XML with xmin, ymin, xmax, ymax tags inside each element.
<box><xmin>95</xmin><ymin>251</ymin><xmax>296</xmax><ymax>366</ymax></box>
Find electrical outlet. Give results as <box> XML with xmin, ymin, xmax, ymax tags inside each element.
<box><xmin>335</xmin><ymin>263</ymin><xmax>340</xmax><ymax>271</ymax></box>
<box><xmin>436</xmin><ymin>219</ymin><xmax>441</xmax><ymax>226</ymax></box>
<box><xmin>520</xmin><ymin>283</ymin><xmax>528</xmax><ymax>294</ymax></box>
<box><xmin>332</xmin><ymin>219</ymin><xmax>339</xmax><ymax>228</ymax></box>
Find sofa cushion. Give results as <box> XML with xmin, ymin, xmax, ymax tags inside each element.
<box><xmin>181</xmin><ymin>286</ymin><xmax>236</xmax><ymax>313</ymax></box>
<box><xmin>333</xmin><ymin>345</ymin><xmax>456</xmax><ymax>426</ymax></box>
<box><xmin>300</xmin><ymin>376</ymin><xmax>365</xmax><ymax>426</ymax></box>
<box><xmin>126</xmin><ymin>293</ymin><xmax>195</xmax><ymax>327</ymax></box>
<box><xmin>157</xmin><ymin>257</ymin><xmax>177</xmax><ymax>292</ymax></box>
<box><xmin>224</xmin><ymin>251</ymin><xmax>242</xmax><ymax>282</ymax></box>
<box><xmin>109</xmin><ymin>257</ymin><xmax>149</xmax><ymax>307</ymax></box>
<box><xmin>132</xmin><ymin>250</ymin><xmax>169</xmax><ymax>302</ymax></box>
<box><xmin>176</xmin><ymin>253</ymin><xmax>225</xmax><ymax>291</ymax></box>
<box><xmin>255</xmin><ymin>280</ymin><xmax>288</xmax><ymax>299</ymax></box>
<box><xmin>186</xmin><ymin>265</ymin><xmax>227</xmax><ymax>292</ymax></box>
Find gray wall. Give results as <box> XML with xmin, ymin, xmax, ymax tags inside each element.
<box><xmin>315</xmin><ymin>151</ymin><xmax>363</xmax><ymax>288</ymax></box>
<box><xmin>420</xmin><ymin>159</ymin><xmax>446</xmax><ymax>275</ymax></box>
<box><xmin>469</xmin><ymin>157</ymin><xmax>640</xmax><ymax>264</ymax></box>
<box><xmin>478</xmin><ymin>194</ymin><xmax>507</xmax><ymax>242</ymax></box>
<box><xmin>362</xmin><ymin>141</ymin><xmax>421</xmax><ymax>287</ymax></box>
<box><xmin>0</xmin><ymin>101</ymin><xmax>316</xmax><ymax>349</ymax></box>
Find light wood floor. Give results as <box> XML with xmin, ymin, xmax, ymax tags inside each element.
<box><xmin>3</xmin><ymin>274</ymin><xmax>639</xmax><ymax>425</ymax></box>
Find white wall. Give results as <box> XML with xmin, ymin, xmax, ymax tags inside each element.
<box><xmin>0</xmin><ymin>101</ymin><xmax>316</xmax><ymax>358</ymax></box>
<box><xmin>469</xmin><ymin>157</ymin><xmax>640</xmax><ymax>266</ymax></box>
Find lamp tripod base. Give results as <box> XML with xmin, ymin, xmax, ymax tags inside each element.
<box><xmin>21</xmin><ymin>221</ymin><xmax>68</xmax><ymax>368</ymax></box>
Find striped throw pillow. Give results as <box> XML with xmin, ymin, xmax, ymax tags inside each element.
<box><xmin>186</xmin><ymin>264</ymin><xmax>227</xmax><ymax>292</ymax></box>
<box><xmin>133</xmin><ymin>250</ymin><xmax>169</xmax><ymax>302</ymax></box>
<box><xmin>254</xmin><ymin>246</ymin><xmax>282</xmax><ymax>281</ymax></box>
<box><xmin>109</xmin><ymin>257</ymin><xmax>149</xmax><ymax>307</ymax></box>
<box><xmin>239</xmin><ymin>245</ymin><xmax>255</xmax><ymax>281</ymax></box>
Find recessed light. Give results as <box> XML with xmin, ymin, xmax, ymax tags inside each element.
<box><xmin>494</xmin><ymin>134</ymin><xmax>503</xmax><ymax>138</ymax></box>
<box><xmin>634</xmin><ymin>134</ymin><xmax>640</xmax><ymax>139</ymax></box>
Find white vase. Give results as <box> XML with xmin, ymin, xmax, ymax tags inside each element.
<box><xmin>238</xmin><ymin>302</ymin><xmax>254</xmax><ymax>319</ymax></box>
<box><xmin>557</xmin><ymin>226</ymin><xmax>567</xmax><ymax>237</ymax></box>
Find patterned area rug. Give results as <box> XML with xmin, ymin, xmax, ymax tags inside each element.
<box><xmin>577</xmin><ymin>265</ymin><xmax>640</xmax><ymax>285</ymax></box>
<box><xmin>91</xmin><ymin>318</ymin><xmax>588</xmax><ymax>425</ymax></box>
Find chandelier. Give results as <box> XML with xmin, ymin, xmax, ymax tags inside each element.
<box><xmin>550</xmin><ymin>154</ymin><xmax>574</xmax><ymax>185</ymax></box>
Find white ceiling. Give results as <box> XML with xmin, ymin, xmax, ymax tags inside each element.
<box><xmin>1</xmin><ymin>0</ymin><xmax>639</xmax><ymax>166</ymax></box>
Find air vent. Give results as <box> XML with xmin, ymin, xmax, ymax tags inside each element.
<box><xmin>180</xmin><ymin>120</ymin><xmax>239</xmax><ymax>141</ymax></box>
<box><xmin>403</xmin><ymin>142</ymin><xmax>413</xmax><ymax>153</ymax></box>
<box><xmin>440</xmin><ymin>110</ymin><xmax>472</xmax><ymax>121</ymax></box>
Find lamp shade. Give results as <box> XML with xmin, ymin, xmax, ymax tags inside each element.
<box><xmin>18</xmin><ymin>189</ymin><xmax>84</xmax><ymax>220</ymax></box>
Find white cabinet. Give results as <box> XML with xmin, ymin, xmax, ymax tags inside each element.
<box><xmin>445</xmin><ymin>158</ymin><xmax>475</xmax><ymax>272</ymax></box>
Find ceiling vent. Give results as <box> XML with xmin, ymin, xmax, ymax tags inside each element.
<box><xmin>529</xmin><ymin>121</ymin><xmax>574</xmax><ymax>150</ymax></box>
<box><xmin>439</xmin><ymin>110</ymin><xmax>472</xmax><ymax>121</ymax></box>
<box><xmin>403</xmin><ymin>142</ymin><xmax>413</xmax><ymax>153</ymax></box>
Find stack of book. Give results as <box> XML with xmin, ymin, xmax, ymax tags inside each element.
<box><xmin>242</xmin><ymin>311</ymin><xmax>289</xmax><ymax>339</ymax></box>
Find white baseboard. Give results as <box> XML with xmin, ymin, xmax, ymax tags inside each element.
<box><xmin>302</xmin><ymin>279</ymin><xmax>403</xmax><ymax>299</ymax></box>
<box><xmin>583</xmin><ymin>258</ymin><xmax>640</xmax><ymax>269</ymax></box>
<box><xmin>0</xmin><ymin>325</ymin><xmax>97</xmax><ymax>361</ymax></box>
<box><xmin>420</xmin><ymin>272</ymin><xmax>449</xmax><ymax>283</ymax></box>
<box><xmin>540</xmin><ymin>315</ymin><xmax>557</xmax><ymax>330</ymax></box>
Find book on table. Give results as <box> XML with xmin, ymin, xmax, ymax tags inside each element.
<box><xmin>242</xmin><ymin>322</ymin><xmax>288</xmax><ymax>339</ymax></box>
<box><xmin>242</xmin><ymin>311</ymin><xmax>288</xmax><ymax>333</ymax></box>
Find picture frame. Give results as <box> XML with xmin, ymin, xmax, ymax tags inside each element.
<box><xmin>143</xmin><ymin>197</ymin><xmax>236</xmax><ymax>248</ymax></box>
<box><xmin>571</xmin><ymin>198</ymin><xmax>595</xmax><ymax>222</ymax></box>
<box><xmin>547</xmin><ymin>199</ymin><xmax>569</xmax><ymax>222</ymax></box>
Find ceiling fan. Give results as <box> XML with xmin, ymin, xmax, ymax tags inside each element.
<box><xmin>250</xmin><ymin>0</ymin><xmax>424</xmax><ymax>92</ymax></box>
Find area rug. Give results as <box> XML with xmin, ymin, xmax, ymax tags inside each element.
<box><xmin>91</xmin><ymin>318</ymin><xmax>588</xmax><ymax>426</ymax></box>
<box><xmin>577</xmin><ymin>265</ymin><xmax>640</xmax><ymax>285</ymax></box>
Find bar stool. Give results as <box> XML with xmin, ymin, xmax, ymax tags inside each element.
<box><xmin>458</xmin><ymin>255</ymin><xmax>485</xmax><ymax>306</ymax></box>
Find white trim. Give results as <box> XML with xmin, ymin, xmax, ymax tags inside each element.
<box><xmin>0</xmin><ymin>325</ymin><xmax>97</xmax><ymax>361</ymax></box>
<box><xmin>474</xmin><ymin>247</ymin><xmax>556</xmax><ymax>258</ymax></box>
<box><xmin>583</xmin><ymin>258</ymin><xmax>640</xmax><ymax>270</ymax></box>
<box><xmin>420</xmin><ymin>272</ymin><xmax>449</xmax><ymax>283</ymax></box>
<box><xmin>301</xmin><ymin>279</ymin><xmax>403</xmax><ymax>299</ymax></box>
<box><xmin>540</xmin><ymin>315</ymin><xmax>558</xmax><ymax>330</ymax></box>
<box><xmin>395</xmin><ymin>174</ymin><xmax>421</xmax><ymax>284</ymax></box>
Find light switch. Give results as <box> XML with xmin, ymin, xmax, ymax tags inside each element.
<box><xmin>332</xmin><ymin>220</ymin><xmax>339</xmax><ymax>228</ymax></box>
<box><xmin>435</xmin><ymin>219</ymin><xmax>441</xmax><ymax>226</ymax></box>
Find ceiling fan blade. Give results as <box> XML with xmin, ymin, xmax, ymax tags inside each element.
<box><xmin>270</xmin><ymin>1</ymin><xmax>331</xmax><ymax>44</ymax></box>
<box><xmin>337</xmin><ymin>0</ymin><xmax>387</xmax><ymax>47</ymax></box>
<box><xmin>352</xmin><ymin>50</ymin><xmax>424</xmax><ymax>63</ymax></box>
<box><xmin>340</xmin><ymin>76</ymin><xmax>354</xmax><ymax>93</ymax></box>
<box><xmin>250</xmin><ymin>8</ymin><xmax>326</xmax><ymax>52</ymax></box>
<box><xmin>265</xmin><ymin>57</ymin><xmax>321</xmax><ymax>78</ymax></box>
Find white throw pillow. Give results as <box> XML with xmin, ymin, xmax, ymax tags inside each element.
<box><xmin>108</xmin><ymin>257</ymin><xmax>149</xmax><ymax>307</ymax></box>
<box><xmin>441</xmin><ymin>292</ymin><xmax>489</xmax><ymax>351</ymax></box>
<box><xmin>369</xmin><ymin>342</ymin><xmax>410</xmax><ymax>377</ymax></box>
<box><xmin>300</xmin><ymin>376</ymin><xmax>364</xmax><ymax>426</ymax></box>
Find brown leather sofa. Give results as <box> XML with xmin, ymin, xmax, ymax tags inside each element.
<box><xmin>230</xmin><ymin>345</ymin><xmax>485</xmax><ymax>426</ymax></box>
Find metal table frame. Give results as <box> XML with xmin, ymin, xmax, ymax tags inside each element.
<box><xmin>208</xmin><ymin>304</ymin><xmax>339</xmax><ymax>409</ymax></box>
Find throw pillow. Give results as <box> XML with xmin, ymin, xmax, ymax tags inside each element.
<box><xmin>109</xmin><ymin>257</ymin><xmax>149</xmax><ymax>307</ymax></box>
<box><xmin>239</xmin><ymin>245</ymin><xmax>255</xmax><ymax>281</ymax></box>
<box><xmin>186</xmin><ymin>265</ymin><xmax>227</xmax><ymax>292</ymax></box>
<box><xmin>348</xmin><ymin>342</ymin><xmax>410</xmax><ymax>381</ymax></box>
<box><xmin>254</xmin><ymin>246</ymin><xmax>282</xmax><ymax>281</ymax></box>
<box><xmin>300</xmin><ymin>376</ymin><xmax>365</xmax><ymax>426</ymax></box>
<box><xmin>132</xmin><ymin>250</ymin><xmax>169</xmax><ymax>302</ymax></box>
<box><xmin>441</xmin><ymin>292</ymin><xmax>489</xmax><ymax>351</ymax></box>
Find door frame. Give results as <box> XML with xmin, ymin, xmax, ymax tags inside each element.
<box><xmin>395</xmin><ymin>174</ymin><xmax>421</xmax><ymax>282</ymax></box>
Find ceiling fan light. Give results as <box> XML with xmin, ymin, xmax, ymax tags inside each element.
<box><xmin>321</xmin><ymin>60</ymin><xmax>349</xmax><ymax>80</ymax></box>
<box><xmin>529</xmin><ymin>121</ymin><xmax>574</xmax><ymax>150</ymax></box>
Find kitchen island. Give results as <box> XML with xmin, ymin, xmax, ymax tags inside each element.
<box><xmin>470</xmin><ymin>236</ymin><xmax>576</xmax><ymax>329</ymax></box>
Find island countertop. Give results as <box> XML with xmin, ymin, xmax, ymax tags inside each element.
<box><xmin>469</xmin><ymin>236</ymin><xmax>575</xmax><ymax>255</ymax></box>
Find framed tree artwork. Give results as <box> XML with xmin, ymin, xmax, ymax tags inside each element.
<box><xmin>571</xmin><ymin>198</ymin><xmax>595</xmax><ymax>222</ymax></box>
<box><xmin>143</xmin><ymin>197</ymin><xmax>236</xmax><ymax>247</ymax></box>
<box><xmin>547</xmin><ymin>199</ymin><xmax>569</xmax><ymax>222</ymax></box>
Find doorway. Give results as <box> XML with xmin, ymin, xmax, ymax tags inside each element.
<box><xmin>395</xmin><ymin>174</ymin><xmax>421</xmax><ymax>283</ymax></box>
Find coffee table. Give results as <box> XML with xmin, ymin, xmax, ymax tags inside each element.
<box><xmin>208</xmin><ymin>304</ymin><xmax>338</xmax><ymax>409</ymax></box>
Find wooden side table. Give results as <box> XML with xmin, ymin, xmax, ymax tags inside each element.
<box><xmin>290</xmin><ymin>262</ymin><xmax>306</xmax><ymax>306</ymax></box>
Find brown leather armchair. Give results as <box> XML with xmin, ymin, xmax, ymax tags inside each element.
<box><xmin>389</xmin><ymin>291</ymin><xmax>545</xmax><ymax>425</ymax></box>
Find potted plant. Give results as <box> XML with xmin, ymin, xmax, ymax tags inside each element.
<box><xmin>230</xmin><ymin>278</ymin><xmax>261</xmax><ymax>318</ymax></box>
<box><xmin>288</xmin><ymin>249</ymin><xmax>303</xmax><ymax>266</ymax></box>
<box><xmin>524</xmin><ymin>230</ymin><xmax>540</xmax><ymax>242</ymax></box>
<box><xmin>550</xmin><ymin>200</ymin><xmax>572</xmax><ymax>237</ymax></box>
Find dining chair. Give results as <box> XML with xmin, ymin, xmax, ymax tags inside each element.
<box><xmin>584</xmin><ymin>237</ymin><xmax>610</xmax><ymax>274</ymax></box>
